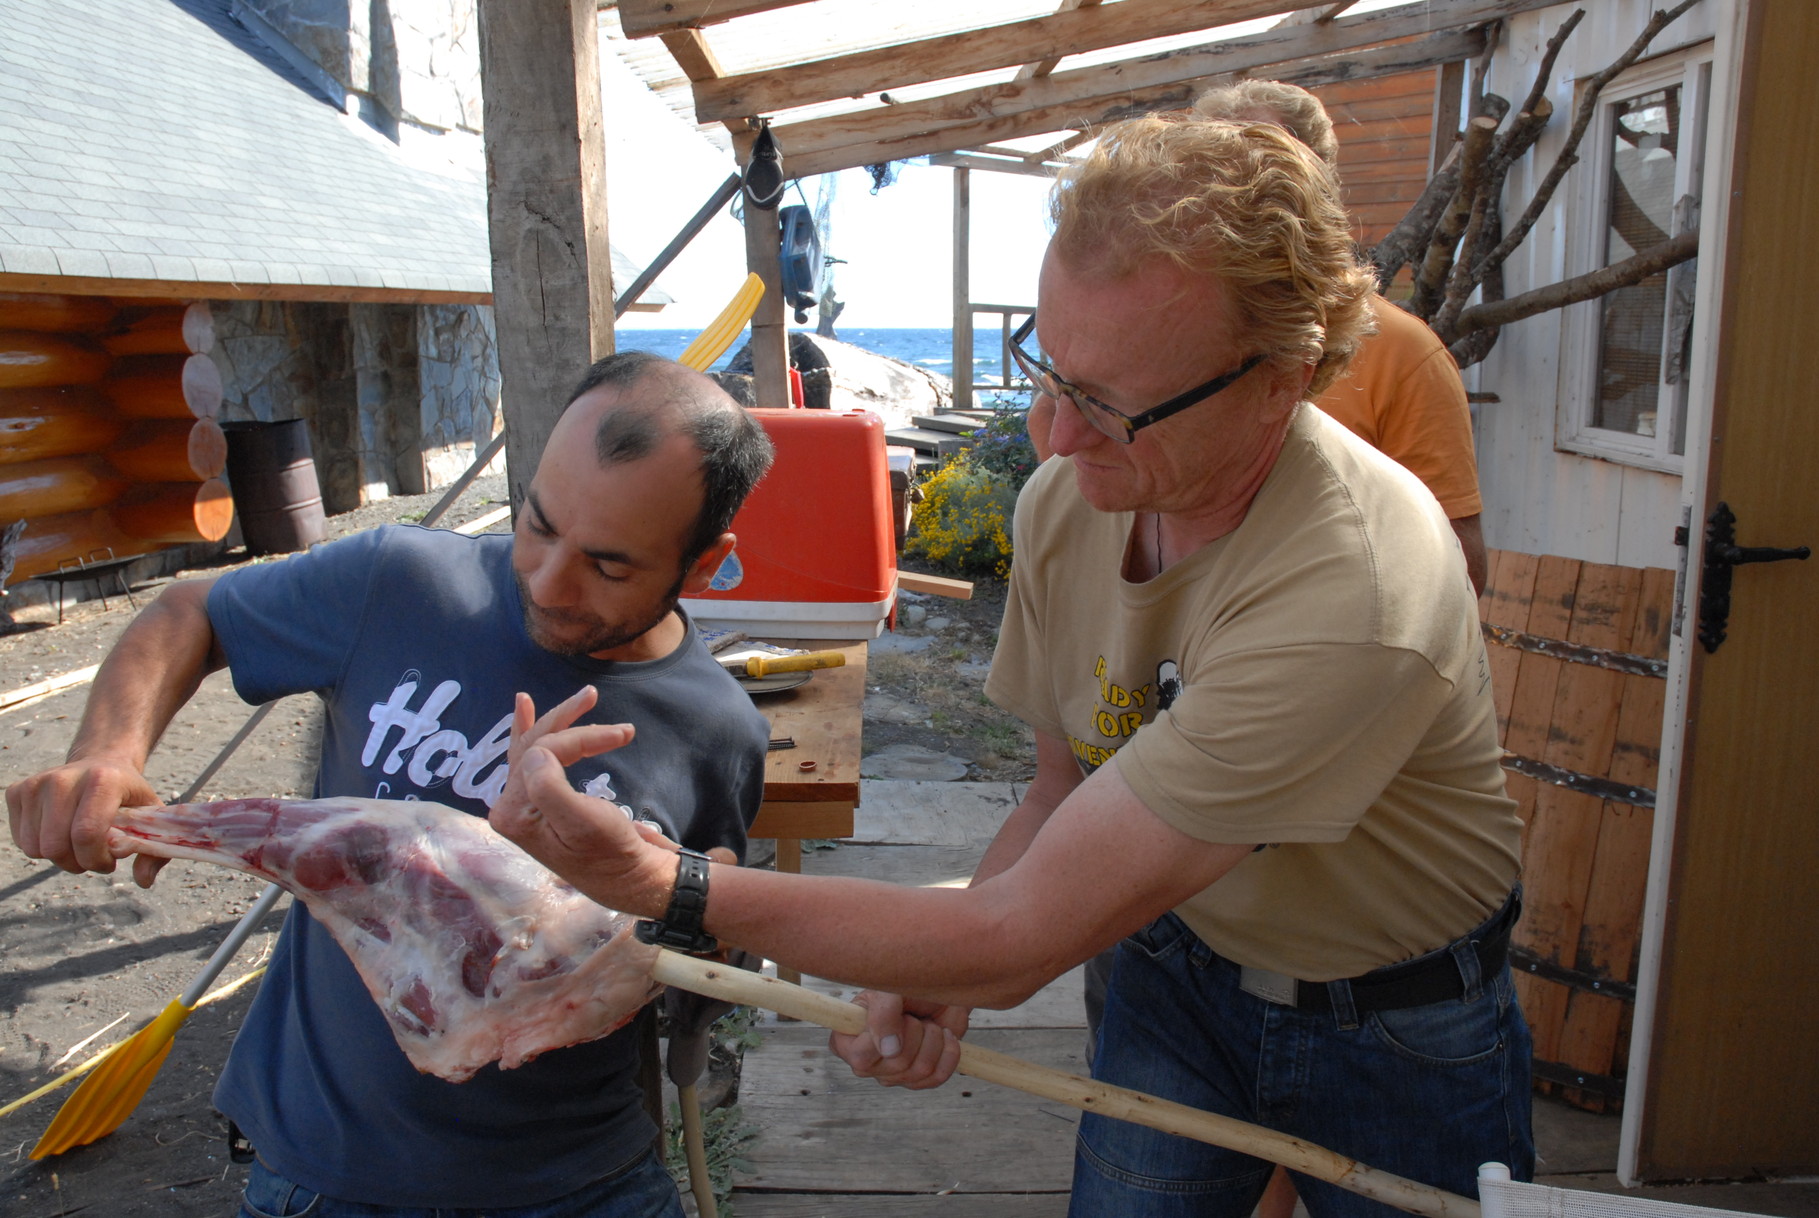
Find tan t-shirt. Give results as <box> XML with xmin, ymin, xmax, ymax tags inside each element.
<box><xmin>1314</xmin><ymin>300</ymin><xmax>1484</xmax><ymax>520</ymax></box>
<box><xmin>986</xmin><ymin>406</ymin><xmax>1519</xmax><ymax>980</ymax></box>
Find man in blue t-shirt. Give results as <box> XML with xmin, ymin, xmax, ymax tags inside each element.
<box><xmin>7</xmin><ymin>352</ymin><xmax>775</xmax><ymax>1215</ymax></box>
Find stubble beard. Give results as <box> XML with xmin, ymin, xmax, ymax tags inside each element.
<box><xmin>514</xmin><ymin>569</ymin><xmax>688</xmax><ymax>657</ymax></box>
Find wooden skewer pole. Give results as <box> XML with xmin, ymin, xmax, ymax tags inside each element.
<box><xmin>650</xmin><ymin>951</ymin><xmax>1481</xmax><ymax>1218</ymax></box>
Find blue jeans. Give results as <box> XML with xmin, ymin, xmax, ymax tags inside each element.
<box><xmin>1071</xmin><ymin>910</ymin><xmax>1534</xmax><ymax>1218</ymax></box>
<box><xmin>237</xmin><ymin>1148</ymin><xmax>684</xmax><ymax>1218</ymax></box>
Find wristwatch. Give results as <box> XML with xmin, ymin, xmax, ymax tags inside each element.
<box><xmin>634</xmin><ymin>847</ymin><xmax>718</xmax><ymax>954</ymax></box>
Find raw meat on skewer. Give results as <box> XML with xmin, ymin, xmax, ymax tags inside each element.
<box><xmin>109</xmin><ymin>796</ymin><xmax>661</xmax><ymax>1082</ymax></box>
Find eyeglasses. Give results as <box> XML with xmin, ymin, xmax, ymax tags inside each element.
<box><xmin>1009</xmin><ymin>313</ymin><xmax>1266</xmax><ymax>444</ymax></box>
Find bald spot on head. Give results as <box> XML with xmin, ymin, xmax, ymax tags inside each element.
<box><xmin>548</xmin><ymin>352</ymin><xmax>776</xmax><ymax>569</ymax></box>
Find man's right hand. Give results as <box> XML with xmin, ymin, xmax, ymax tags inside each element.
<box><xmin>7</xmin><ymin>755</ymin><xmax>165</xmax><ymax>885</ymax></box>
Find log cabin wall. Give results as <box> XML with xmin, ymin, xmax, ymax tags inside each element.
<box><xmin>0</xmin><ymin>291</ymin><xmax>502</xmax><ymax>597</ymax></box>
<box><xmin>0</xmin><ymin>293</ymin><xmax>233</xmax><ymax>585</ymax></box>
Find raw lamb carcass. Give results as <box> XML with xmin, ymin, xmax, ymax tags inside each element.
<box><xmin>109</xmin><ymin>796</ymin><xmax>661</xmax><ymax>1082</ymax></box>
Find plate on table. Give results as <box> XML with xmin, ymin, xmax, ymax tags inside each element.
<box><xmin>739</xmin><ymin>671</ymin><xmax>812</xmax><ymax>696</ymax></box>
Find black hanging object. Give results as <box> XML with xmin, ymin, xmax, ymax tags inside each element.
<box><xmin>778</xmin><ymin>205</ymin><xmax>823</xmax><ymax>325</ymax></box>
<box><xmin>743</xmin><ymin>121</ymin><xmax>786</xmax><ymax>212</ymax></box>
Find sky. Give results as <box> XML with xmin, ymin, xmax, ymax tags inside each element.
<box><xmin>600</xmin><ymin>48</ymin><xmax>1056</xmax><ymax>331</ymax></box>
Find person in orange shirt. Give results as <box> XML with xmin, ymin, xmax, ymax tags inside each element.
<box><xmin>1026</xmin><ymin>80</ymin><xmax>1488</xmax><ymax>596</ymax></box>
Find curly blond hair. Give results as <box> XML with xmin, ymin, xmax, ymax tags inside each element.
<box><xmin>1050</xmin><ymin>113</ymin><xmax>1377</xmax><ymax>395</ymax></box>
<box><xmin>1194</xmin><ymin>79</ymin><xmax>1339</xmax><ymax>169</ymax></box>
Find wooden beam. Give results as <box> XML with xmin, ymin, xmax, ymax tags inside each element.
<box><xmin>659</xmin><ymin>28</ymin><xmax>724</xmax><ymax>80</ymax></box>
<box><xmin>1432</xmin><ymin>57</ymin><xmax>1466</xmax><ymax>175</ymax></box>
<box><xmin>1028</xmin><ymin>129</ymin><xmax>1093</xmax><ymax>163</ymax></box>
<box><xmin>0</xmin><ymin>272</ymin><xmax>491</xmax><ymax>305</ymax></box>
<box><xmin>767</xmin><ymin>0</ymin><xmax>1547</xmax><ymax>170</ymax></box>
<box><xmin>952</xmin><ymin>167</ymin><xmax>972</xmax><ymax>411</ymax></box>
<box><xmin>741</xmin><ymin>190</ymin><xmax>790</xmax><ymax>408</ymax></box>
<box><xmin>1017</xmin><ymin>0</ymin><xmax>1105</xmax><ymax>81</ymax></box>
<box><xmin>779</xmin><ymin>27</ymin><xmax>1488</xmax><ymax>180</ymax></box>
<box><xmin>692</xmin><ymin>0</ymin><xmax>1293</xmax><ymax>122</ymax></box>
<box><xmin>927</xmin><ymin>152</ymin><xmax>1067</xmax><ymax>180</ymax></box>
<box><xmin>477</xmin><ymin>0</ymin><xmax>615</xmax><ymax>509</ymax></box>
<box><xmin>616</xmin><ymin>0</ymin><xmax>813</xmax><ymax>38</ymax></box>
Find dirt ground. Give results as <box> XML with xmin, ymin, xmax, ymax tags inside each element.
<box><xmin>0</xmin><ymin>477</ymin><xmax>1024</xmax><ymax>1217</ymax></box>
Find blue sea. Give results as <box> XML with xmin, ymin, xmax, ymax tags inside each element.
<box><xmin>618</xmin><ymin>327</ymin><xmax>1031</xmax><ymax>405</ymax></box>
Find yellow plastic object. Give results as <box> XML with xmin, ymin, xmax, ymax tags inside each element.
<box><xmin>677</xmin><ymin>273</ymin><xmax>765</xmax><ymax>371</ymax></box>
<box><xmin>721</xmin><ymin>649</ymin><xmax>847</xmax><ymax>679</ymax></box>
<box><xmin>31</xmin><ymin>998</ymin><xmax>189</xmax><ymax>1158</ymax></box>
<box><xmin>29</xmin><ymin>880</ymin><xmax>282</xmax><ymax>1157</ymax></box>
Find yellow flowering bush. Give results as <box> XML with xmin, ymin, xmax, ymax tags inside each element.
<box><xmin>906</xmin><ymin>460</ymin><xmax>1018</xmax><ymax>577</ymax></box>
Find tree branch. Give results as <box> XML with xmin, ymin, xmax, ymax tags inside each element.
<box><xmin>1448</xmin><ymin>208</ymin><xmax>1506</xmax><ymax>367</ymax></box>
<box><xmin>1474</xmin><ymin>0</ymin><xmax>1703</xmax><ymax>283</ymax></box>
<box><xmin>1503</xmin><ymin>8</ymin><xmax>1584</xmax><ymax>147</ymax></box>
<box><xmin>1434</xmin><ymin>95</ymin><xmax>1553</xmax><ymax>336</ymax></box>
<box><xmin>1411</xmin><ymin>114</ymin><xmax>1498</xmax><ymax>318</ymax></box>
<box><xmin>1370</xmin><ymin>142</ymin><xmax>1461</xmax><ymax>289</ymax></box>
<box><xmin>1452</xmin><ymin>227</ymin><xmax>1698</xmax><ymax>338</ymax></box>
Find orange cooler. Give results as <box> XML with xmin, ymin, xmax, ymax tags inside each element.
<box><xmin>682</xmin><ymin>408</ymin><xmax>898</xmax><ymax>639</ymax></box>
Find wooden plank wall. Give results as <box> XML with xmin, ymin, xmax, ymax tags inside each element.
<box><xmin>1313</xmin><ymin>68</ymin><xmax>1440</xmax><ymax>248</ymax></box>
<box><xmin>1478</xmin><ymin>548</ymin><xmax>1675</xmax><ymax>1112</ymax></box>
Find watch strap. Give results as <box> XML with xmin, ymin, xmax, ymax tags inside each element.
<box><xmin>634</xmin><ymin>847</ymin><xmax>718</xmax><ymax>954</ymax></box>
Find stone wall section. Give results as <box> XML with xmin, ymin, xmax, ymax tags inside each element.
<box><xmin>241</xmin><ymin>0</ymin><xmax>482</xmax><ymax>140</ymax></box>
<box><xmin>209</xmin><ymin>299</ymin><xmax>500</xmax><ymax>513</ymax></box>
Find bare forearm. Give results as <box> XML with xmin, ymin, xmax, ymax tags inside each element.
<box><xmin>68</xmin><ymin>579</ymin><xmax>223</xmax><ymax>768</ymax></box>
<box><xmin>705</xmin><ymin>865</ymin><xmax>1065</xmax><ymax>1009</ymax></box>
<box><xmin>973</xmin><ymin>729</ymin><xmax>1080</xmax><ymax>885</ymax></box>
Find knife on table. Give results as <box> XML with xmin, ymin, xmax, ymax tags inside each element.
<box><xmin>719</xmin><ymin>650</ymin><xmax>847</xmax><ymax>679</ymax></box>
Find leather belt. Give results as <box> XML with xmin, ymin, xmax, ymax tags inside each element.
<box><xmin>1237</xmin><ymin>892</ymin><xmax>1518</xmax><ymax>1014</ymax></box>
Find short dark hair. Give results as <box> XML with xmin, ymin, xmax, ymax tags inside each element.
<box><xmin>564</xmin><ymin>351</ymin><xmax>774</xmax><ymax>568</ymax></box>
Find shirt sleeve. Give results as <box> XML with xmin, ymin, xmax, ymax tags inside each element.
<box><xmin>1117</xmin><ymin>640</ymin><xmax>1454</xmax><ymax>844</ymax></box>
<box><xmin>207</xmin><ymin>528</ymin><xmax>387</xmax><ymax>706</ymax></box>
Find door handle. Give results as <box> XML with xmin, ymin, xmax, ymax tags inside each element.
<box><xmin>1695</xmin><ymin>502</ymin><xmax>1810</xmax><ymax>652</ymax></box>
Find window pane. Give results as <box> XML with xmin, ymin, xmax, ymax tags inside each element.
<box><xmin>1595</xmin><ymin>85</ymin><xmax>1680</xmax><ymax>436</ymax></box>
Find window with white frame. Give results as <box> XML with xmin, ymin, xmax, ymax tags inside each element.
<box><xmin>1557</xmin><ymin>45</ymin><xmax>1712</xmax><ymax>470</ymax></box>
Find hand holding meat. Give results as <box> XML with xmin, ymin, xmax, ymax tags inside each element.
<box><xmin>7</xmin><ymin>752</ymin><xmax>166</xmax><ymax>885</ymax></box>
<box><xmin>108</xmin><ymin>795</ymin><xmax>662</xmax><ymax>1082</ymax></box>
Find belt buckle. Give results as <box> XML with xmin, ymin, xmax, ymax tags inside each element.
<box><xmin>1239</xmin><ymin>965</ymin><xmax>1300</xmax><ymax>1006</ymax></box>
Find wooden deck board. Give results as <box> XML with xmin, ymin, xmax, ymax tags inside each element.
<box><xmin>735</xmin><ymin>1026</ymin><xmax>1083</xmax><ymax>1195</ymax></box>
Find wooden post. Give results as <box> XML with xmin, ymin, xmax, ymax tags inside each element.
<box><xmin>743</xmin><ymin>193</ymin><xmax>791</xmax><ymax>409</ymax></box>
<box><xmin>1432</xmin><ymin>59</ymin><xmax>1467</xmax><ymax>176</ymax></box>
<box><xmin>477</xmin><ymin>0</ymin><xmax>615</xmax><ymax>511</ymax></box>
<box><xmin>952</xmin><ymin>166</ymin><xmax>973</xmax><ymax>410</ymax></box>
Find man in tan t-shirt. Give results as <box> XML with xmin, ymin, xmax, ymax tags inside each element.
<box><xmin>485</xmin><ymin>115</ymin><xmax>1533</xmax><ymax>1218</ymax></box>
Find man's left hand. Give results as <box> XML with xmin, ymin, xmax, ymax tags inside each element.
<box><xmin>489</xmin><ymin>690</ymin><xmax>674</xmax><ymax>917</ymax></box>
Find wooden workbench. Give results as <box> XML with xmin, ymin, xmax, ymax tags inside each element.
<box><xmin>746</xmin><ymin>638</ymin><xmax>866</xmax><ymax>876</ymax></box>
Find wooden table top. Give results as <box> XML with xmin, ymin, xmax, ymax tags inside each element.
<box><xmin>752</xmin><ymin>638</ymin><xmax>866</xmax><ymax>804</ymax></box>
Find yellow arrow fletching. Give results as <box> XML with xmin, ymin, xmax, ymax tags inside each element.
<box><xmin>678</xmin><ymin>273</ymin><xmax>765</xmax><ymax>371</ymax></box>
<box><xmin>31</xmin><ymin>998</ymin><xmax>193</xmax><ymax>1158</ymax></box>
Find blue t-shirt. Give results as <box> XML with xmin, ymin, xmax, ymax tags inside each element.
<box><xmin>206</xmin><ymin>525</ymin><xmax>767</xmax><ymax>1208</ymax></box>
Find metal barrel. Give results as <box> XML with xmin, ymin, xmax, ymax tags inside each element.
<box><xmin>221</xmin><ymin>419</ymin><xmax>327</xmax><ymax>555</ymax></box>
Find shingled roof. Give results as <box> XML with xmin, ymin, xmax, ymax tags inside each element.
<box><xmin>0</xmin><ymin>0</ymin><xmax>666</xmax><ymax>306</ymax></box>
